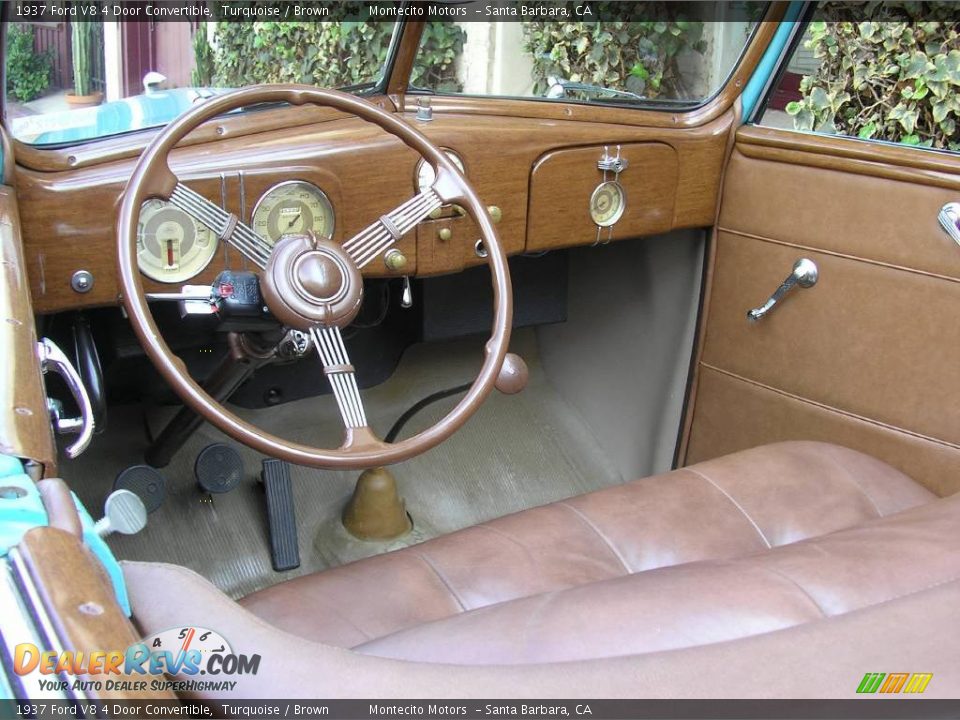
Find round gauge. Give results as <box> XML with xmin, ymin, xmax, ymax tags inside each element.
<box><xmin>144</xmin><ymin>626</ymin><xmax>233</xmax><ymax>658</ymax></box>
<box><xmin>251</xmin><ymin>181</ymin><xmax>334</xmax><ymax>245</ymax></box>
<box><xmin>415</xmin><ymin>150</ymin><xmax>465</xmax><ymax>193</ymax></box>
<box><xmin>137</xmin><ymin>199</ymin><xmax>217</xmax><ymax>283</ymax></box>
<box><xmin>589</xmin><ymin>180</ymin><xmax>626</xmax><ymax>227</ymax></box>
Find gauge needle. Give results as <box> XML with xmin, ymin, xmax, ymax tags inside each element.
<box><xmin>166</xmin><ymin>239</ymin><xmax>175</xmax><ymax>267</ymax></box>
<box><xmin>285</xmin><ymin>213</ymin><xmax>301</xmax><ymax>230</ymax></box>
<box><xmin>180</xmin><ymin>628</ymin><xmax>196</xmax><ymax>653</ymax></box>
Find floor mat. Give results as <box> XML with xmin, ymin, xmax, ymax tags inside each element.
<box><xmin>65</xmin><ymin>330</ymin><xmax>624</xmax><ymax>599</ymax></box>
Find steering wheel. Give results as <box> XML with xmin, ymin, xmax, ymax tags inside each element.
<box><xmin>117</xmin><ymin>85</ymin><xmax>513</xmax><ymax>469</ymax></box>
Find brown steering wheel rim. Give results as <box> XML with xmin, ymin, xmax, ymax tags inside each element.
<box><xmin>117</xmin><ymin>85</ymin><xmax>513</xmax><ymax>469</ymax></box>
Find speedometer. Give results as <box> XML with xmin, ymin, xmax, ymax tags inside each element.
<box><xmin>137</xmin><ymin>199</ymin><xmax>217</xmax><ymax>283</ymax></box>
<box><xmin>415</xmin><ymin>150</ymin><xmax>465</xmax><ymax>194</ymax></box>
<box><xmin>251</xmin><ymin>181</ymin><xmax>335</xmax><ymax>245</ymax></box>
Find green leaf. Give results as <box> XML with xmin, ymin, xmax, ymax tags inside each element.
<box><xmin>858</xmin><ymin>121</ymin><xmax>878</xmax><ymax>139</ymax></box>
<box><xmin>792</xmin><ymin>107</ymin><xmax>816</xmax><ymax>132</ymax></box>
<box><xmin>933</xmin><ymin>101</ymin><xmax>950</xmax><ymax>123</ymax></box>
<box><xmin>809</xmin><ymin>85</ymin><xmax>831</xmax><ymax>111</ymax></box>
<box><xmin>785</xmin><ymin>100</ymin><xmax>803</xmax><ymax>116</ymax></box>
<box><xmin>853</xmin><ymin>64</ymin><xmax>870</xmax><ymax>89</ymax></box>
<box><xmin>888</xmin><ymin>103</ymin><xmax>920</xmax><ymax>134</ymax></box>
<box><xmin>903</xmin><ymin>51</ymin><xmax>933</xmax><ymax>79</ymax></box>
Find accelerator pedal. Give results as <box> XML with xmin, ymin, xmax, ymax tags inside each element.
<box><xmin>261</xmin><ymin>459</ymin><xmax>300</xmax><ymax>571</ymax></box>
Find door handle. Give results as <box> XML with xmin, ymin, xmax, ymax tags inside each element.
<box><xmin>747</xmin><ymin>258</ymin><xmax>818</xmax><ymax>323</ymax></box>
<box><xmin>38</xmin><ymin>337</ymin><xmax>95</xmax><ymax>458</ymax></box>
<box><xmin>937</xmin><ymin>202</ymin><xmax>960</xmax><ymax>247</ymax></box>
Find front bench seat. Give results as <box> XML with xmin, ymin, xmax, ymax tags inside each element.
<box><xmin>123</xmin><ymin>442</ymin><xmax>960</xmax><ymax>697</ymax></box>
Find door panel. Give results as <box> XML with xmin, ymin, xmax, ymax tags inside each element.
<box><xmin>683</xmin><ymin>127</ymin><xmax>960</xmax><ymax>496</ymax></box>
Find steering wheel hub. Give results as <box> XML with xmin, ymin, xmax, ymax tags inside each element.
<box><xmin>261</xmin><ymin>233</ymin><xmax>362</xmax><ymax>330</ymax></box>
<box><xmin>294</xmin><ymin>250</ymin><xmax>347</xmax><ymax>303</ymax></box>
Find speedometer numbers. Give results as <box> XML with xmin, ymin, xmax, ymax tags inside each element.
<box><xmin>137</xmin><ymin>199</ymin><xmax>217</xmax><ymax>283</ymax></box>
<box><xmin>590</xmin><ymin>145</ymin><xmax>629</xmax><ymax>245</ymax></box>
<box><xmin>251</xmin><ymin>181</ymin><xmax>335</xmax><ymax>246</ymax></box>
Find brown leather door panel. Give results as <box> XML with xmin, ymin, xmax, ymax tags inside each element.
<box><xmin>683</xmin><ymin>128</ymin><xmax>960</xmax><ymax>496</ymax></box>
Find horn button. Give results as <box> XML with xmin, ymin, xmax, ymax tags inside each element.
<box><xmin>261</xmin><ymin>233</ymin><xmax>363</xmax><ymax>331</ymax></box>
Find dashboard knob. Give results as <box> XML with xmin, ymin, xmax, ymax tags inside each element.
<box><xmin>437</xmin><ymin>227</ymin><xmax>452</xmax><ymax>242</ymax></box>
<box><xmin>383</xmin><ymin>249</ymin><xmax>407</xmax><ymax>272</ymax></box>
<box><xmin>487</xmin><ymin>206</ymin><xmax>502</xmax><ymax>224</ymax></box>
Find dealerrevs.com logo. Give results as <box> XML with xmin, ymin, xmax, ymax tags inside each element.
<box><xmin>856</xmin><ymin>672</ymin><xmax>933</xmax><ymax>694</ymax></box>
<box><xmin>14</xmin><ymin>626</ymin><xmax>259</xmax><ymax>694</ymax></box>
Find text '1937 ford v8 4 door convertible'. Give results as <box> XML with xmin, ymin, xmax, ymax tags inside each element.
<box><xmin>0</xmin><ymin>1</ymin><xmax>958</xmax><ymax>718</ymax></box>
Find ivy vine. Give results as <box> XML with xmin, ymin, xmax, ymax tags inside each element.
<box><xmin>522</xmin><ymin>2</ymin><xmax>707</xmax><ymax>100</ymax></box>
<box><xmin>787</xmin><ymin>2</ymin><xmax>960</xmax><ymax>150</ymax></box>
<box><xmin>210</xmin><ymin>20</ymin><xmax>463</xmax><ymax>92</ymax></box>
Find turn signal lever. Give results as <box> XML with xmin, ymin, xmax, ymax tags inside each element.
<box><xmin>95</xmin><ymin>489</ymin><xmax>147</xmax><ymax>538</ymax></box>
<box><xmin>39</xmin><ymin>337</ymin><xmax>94</xmax><ymax>459</ymax></box>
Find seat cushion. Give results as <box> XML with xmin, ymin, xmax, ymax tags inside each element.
<box><xmin>358</xmin><ymin>491</ymin><xmax>960</xmax><ymax>664</ymax></box>
<box><xmin>239</xmin><ymin>441</ymin><xmax>933</xmax><ymax>649</ymax></box>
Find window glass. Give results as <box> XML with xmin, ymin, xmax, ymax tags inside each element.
<box><xmin>5</xmin><ymin>9</ymin><xmax>398</xmax><ymax>146</ymax></box>
<box><xmin>759</xmin><ymin>2</ymin><xmax>960</xmax><ymax>151</ymax></box>
<box><xmin>411</xmin><ymin>3</ymin><xmax>764</xmax><ymax>108</ymax></box>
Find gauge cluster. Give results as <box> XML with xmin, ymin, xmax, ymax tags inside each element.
<box><xmin>136</xmin><ymin>180</ymin><xmax>337</xmax><ymax>283</ymax></box>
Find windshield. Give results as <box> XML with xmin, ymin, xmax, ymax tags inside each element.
<box><xmin>5</xmin><ymin>16</ymin><xmax>399</xmax><ymax>146</ymax></box>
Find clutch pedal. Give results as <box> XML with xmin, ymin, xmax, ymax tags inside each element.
<box><xmin>261</xmin><ymin>459</ymin><xmax>301</xmax><ymax>572</ymax></box>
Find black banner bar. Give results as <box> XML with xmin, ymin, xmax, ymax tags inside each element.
<box><xmin>3</xmin><ymin>699</ymin><xmax>960</xmax><ymax>720</ymax></box>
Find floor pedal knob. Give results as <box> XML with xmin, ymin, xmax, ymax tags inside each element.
<box><xmin>113</xmin><ymin>465</ymin><xmax>166</xmax><ymax>514</ymax></box>
<box><xmin>261</xmin><ymin>459</ymin><xmax>301</xmax><ymax>571</ymax></box>
<box><xmin>195</xmin><ymin>443</ymin><xmax>244</xmax><ymax>494</ymax></box>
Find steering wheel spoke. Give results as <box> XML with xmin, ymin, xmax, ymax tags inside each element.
<box><xmin>310</xmin><ymin>325</ymin><xmax>368</xmax><ymax>431</ymax></box>
<box><xmin>342</xmin><ymin>189</ymin><xmax>442</xmax><ymax>268</ymax></box>
<box><xmin>169</xmin><ymin>182</ymin><xmax>272</xmax><ymax>270</ymax></box>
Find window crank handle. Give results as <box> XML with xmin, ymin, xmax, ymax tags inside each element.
<box><xmin>747</xmin><ymin>258</ymin><xmax>818</xmax><ymax>322</ymax></box>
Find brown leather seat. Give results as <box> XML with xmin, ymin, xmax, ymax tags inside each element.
<box><xmin>124</xmin><ymin>441</ymin><xmax>960</xmax><ymax>698</ymax></box>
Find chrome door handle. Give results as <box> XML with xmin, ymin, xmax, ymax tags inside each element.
<box><xmin>937</xmin><ymin>202</ymin><xmax>960</xmax><ymax>246</ymax></box>
<box><xmin>747</xmin><ymin>258</ymin><xmax>818</xmax><ymax>323</ymax></box>
<box><xmin>38</xmin><ymin>337</ymin><xmax>94</xmax><ymax>458</ymax></box>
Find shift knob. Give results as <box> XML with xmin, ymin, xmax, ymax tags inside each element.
<box><xmin>495</xmin><ymin>353</ymin><xmax>528</xmax><ymax>395</ymax></box>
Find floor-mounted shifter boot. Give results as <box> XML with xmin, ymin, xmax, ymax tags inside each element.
<box><xmin>342</xmin><ymin>467</ymin><xmax>412</xmax><ymax>541</ymax></box>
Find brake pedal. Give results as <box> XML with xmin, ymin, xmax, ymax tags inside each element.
<box><xmin>114</xmin><ymin>465</ymin><xmax>166</xmax><ymax>514</ymax></box>
<box><xmin>261</xmin><ymin>459</ymin><xmax>301</xmax><ymax>571</ymax></box>
<box><xmin>195</xmin><ymin>443</ymin><xmax>243</xmax><ymax>494</ymax></box>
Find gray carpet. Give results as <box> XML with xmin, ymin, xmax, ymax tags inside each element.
<box><xmin>65</xmin><ymin>329</ymin><xmax>624</xmax><ymax>599</ymax></box>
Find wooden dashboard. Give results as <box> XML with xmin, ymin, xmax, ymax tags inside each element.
<box><xmin>14</xmin><ymin>105</ymin><xmax>735</xmax><ymax>314</ymax></box>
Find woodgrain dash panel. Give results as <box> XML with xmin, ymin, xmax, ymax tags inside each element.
<box><xmin>526</xmin><ymin>143</ymin><xmax>679</xmax><ymax>252</ymax></box>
